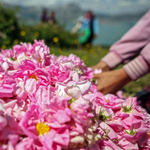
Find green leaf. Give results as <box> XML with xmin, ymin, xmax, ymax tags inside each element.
<box><xmin>68</xmin><ymin>98</ymin><xmax>76</xmax><ymax>104</ymax></box>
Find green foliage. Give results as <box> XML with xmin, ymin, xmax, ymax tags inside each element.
<box><xmin>98</xmin><ymin>107</ymin><xmax>112</xmax><ymax>121</ymax></box>
<box><xmin>0</xmin><ymin>3</ymin><xmax>20</xmax><ymax>49</ymax></box>
<box><xmin>19</xmin><ymin>23</ymin><xmax>78</xmax><ymax>48</ymax></box>
<box><xmin>0</xmin><ymin>4</ymin><xmax>78</xmax><ymax>49</ymax></box>
<box><xmin>68</xmin><ymin>98</ymin><xmax>76</xmax><ymax>104</ymax></box>
<box><xmin>124</xmin><ymin>126</ymin><xmax>136</xmax><ymax>136</ymax></box>
<box><xmin>122</xmin><ymin>105</ymin><xmax>132</xmax><ymax>113</ymax></box>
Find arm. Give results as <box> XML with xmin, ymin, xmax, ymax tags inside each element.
<box><xmin>94</xmin><ymin>42</ymin><xmax>150</xmax><ymax>94</ymax></box>
<box><xmin>71</xmin><ymin>22</ymin><xmax>82</xmax><ymax>34</ymax></box>
<box><xmin>102</xmin><ymin>10</ymin><xmax>150</xmax><ymax>69</ymax></box>
<box><xmin>94</xmin><ymin>68</ymin><xmax>131</xmax><ymax>95</ymax></box>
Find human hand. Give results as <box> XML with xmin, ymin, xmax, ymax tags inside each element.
<box><xmin>94</xmin><ymin>68</ymin><xmax>131</xmax><ymax>95</ymax></box>
<box><xmin>91</xmin><ymin>61</ymin><xmax>110</xmax><ymax>72</ymax></box>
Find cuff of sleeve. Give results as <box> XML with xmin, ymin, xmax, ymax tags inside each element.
<box><xmin>123</xmin><ymin>55</ymin><xmax>150</xmax><ymax>81</ymax></box>
<box><xmin>102</xmin><ymin>52</ymin><xmax>122</xmax><ymax>69</ymax></box>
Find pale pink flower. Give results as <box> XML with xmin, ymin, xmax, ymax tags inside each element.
<box><xmin>56</xmin><ymin>80</ymin><xmax>91</xmax><ymax>99</ymax></box>
<box><xmin>98</xmin><ymin>122</ymin><xmax>118</xmax><ymax>140</ymax></box>
<box><xmin>19</xmin><ymin>104</ymin><xmax>70</xmax><ymax>149</ymax></box>
<box><xmin>118</xmin><ymin>137</ymin><xmax>139</xmax><ymax>150</ymax></box>
<box><xmin>92</xmin><ymin>93</ymin><xmax>125</xmax><ymax>111</ymax></box>
<box><xmin>94</xmin><ymin>68</ymin><xmax>102</xmax><ymax>74</ymax></box>
<box><xmin>100</xmin><ymin>139</ymin><xmax>123</xmax><ymax>150</ymax></box>
<box><xmin>0</xmin><ymin>84</ymin><xmax>14</xmax><ymax>98</ymax></box>
<box><xmin>46</xmin><ymin>63</ymin><xmax>70</xmax><ymax>86</ymax></box>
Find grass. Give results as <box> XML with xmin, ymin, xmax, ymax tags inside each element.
<box><xmin>50</xmin><ymin>45</ymin><xmax>109</xmax><ymax>66</ymax></box>
<box><xmin>50</xmin><ymin>45</ymin><xmax>150</xmax><ymax>97</ymax></box>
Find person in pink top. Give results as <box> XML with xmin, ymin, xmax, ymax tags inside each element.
<box><xmin>92</xmin><ymin>10</ymin><xmax>150</xmax><ymax>95</ymax></box>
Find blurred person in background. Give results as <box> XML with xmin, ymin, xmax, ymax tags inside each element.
<box><xmin>91</xmin><ymin>10</ymin><xmax>150</xmax><ymax>113</ymax></box>
<box><xmin>49</xmin><ymin>11</ymin><xmax>57</xmax><ymax>25</ymax></box>
<box><xmin>72</xmin><ymin>10</ymin><xmax>99</xmax><ymax>46</ymax></box>
<box><xmin>41</xmin><ymin>8</ymin><xmax>48</xmax><ymax>23</ymax></box>
<box><xmin>79</xmin><ymin>10</ymin><xmax>99</xmax><ymax>46</ymax></box>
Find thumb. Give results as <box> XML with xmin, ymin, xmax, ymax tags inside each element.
<box><xmin>93</xmin><ymin>73</ymin><xmax>101</xmax><ymax>79</ymax></box>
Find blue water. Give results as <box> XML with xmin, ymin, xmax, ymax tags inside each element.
<box><xmin>66</xmin><ymin>21</ymin><xmax>136</xmax><ymax>46</ymax></box>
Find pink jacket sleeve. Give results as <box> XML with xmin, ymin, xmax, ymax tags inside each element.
<box><xmin>123</xmin><ymin>43</ymin><xmax>150</xmax><ymax>80</ymax></box>
<box><xmin>102</xmin><ymin>10</ymin><xmax>150</xmax><ymax>69</ymax></box>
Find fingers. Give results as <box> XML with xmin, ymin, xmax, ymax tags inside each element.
<box><xmin>90</xmin><ymin>65</ymin><xmax>99</xmax><ymax>71</ymax></box>
<box><xmin>90</xmin><ymin>66</ymin><xmax>96</xmax><ymax>71</ymax></box>
<box><xmin>93</xmin><ymin>73</ymin><xmax>111</xmax><ymax>95</ymax></box>
<box><xmin>96</xmin><ymin>80</ymin><xmax>103</xmax><ymax>91</ymax></box>
<box><xmin>93</xmin><ymin>74</ymin><xmax>102</xmax><ymax>90</ymax></box>
<box><xmin>97</xmin><ymin>84</ymin><xmax>107</xmax><ymax>95</ymax></box>
<box><xmin>93</xmin><ymin>73</ymin><xmax>101</xmax><ymax>79</ymax></box>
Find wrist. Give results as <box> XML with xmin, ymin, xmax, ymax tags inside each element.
<box><xmin>90</xmin><ymin>61</ymin><xmax>110</xmax><ymax>71</ymax></box>
<box><xmin>97</xmin><ymin>61</ymin><xmax>110</xmax><ymax>71</ymax></box>
<box><xmin>119</xmin><ymin>68</ymin><xmax>132</xmax><ymax>83</ymax></box>
<box><xmin>102</xmin><ymin>52</ymin><xmax>122</xmax><ymax>69</ymax></box>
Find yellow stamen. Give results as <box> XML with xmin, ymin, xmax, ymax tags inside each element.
<box><xmin>30</xmin><ymin>74</ymin><xmax>38</xmax><ymax>81</ymax></box>
<box><xmin>38</xmin><ymin>58</ymin><xmax>41</xmax><ymax>62</ymax></box>
<box><xmin>147</xmin><ymin>130</ymin><xmax>150</xmax><ymax>138</ymax></box>
<box><xmin>36</xmin><ymin>122</ymin><xmax>50</xmax><ymax>135</ymax></box>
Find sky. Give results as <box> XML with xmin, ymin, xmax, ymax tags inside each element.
<box><xmin>1</xmin><ymin>0</ymin><xmax>150</xmax><ymax>15</ymax></box>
